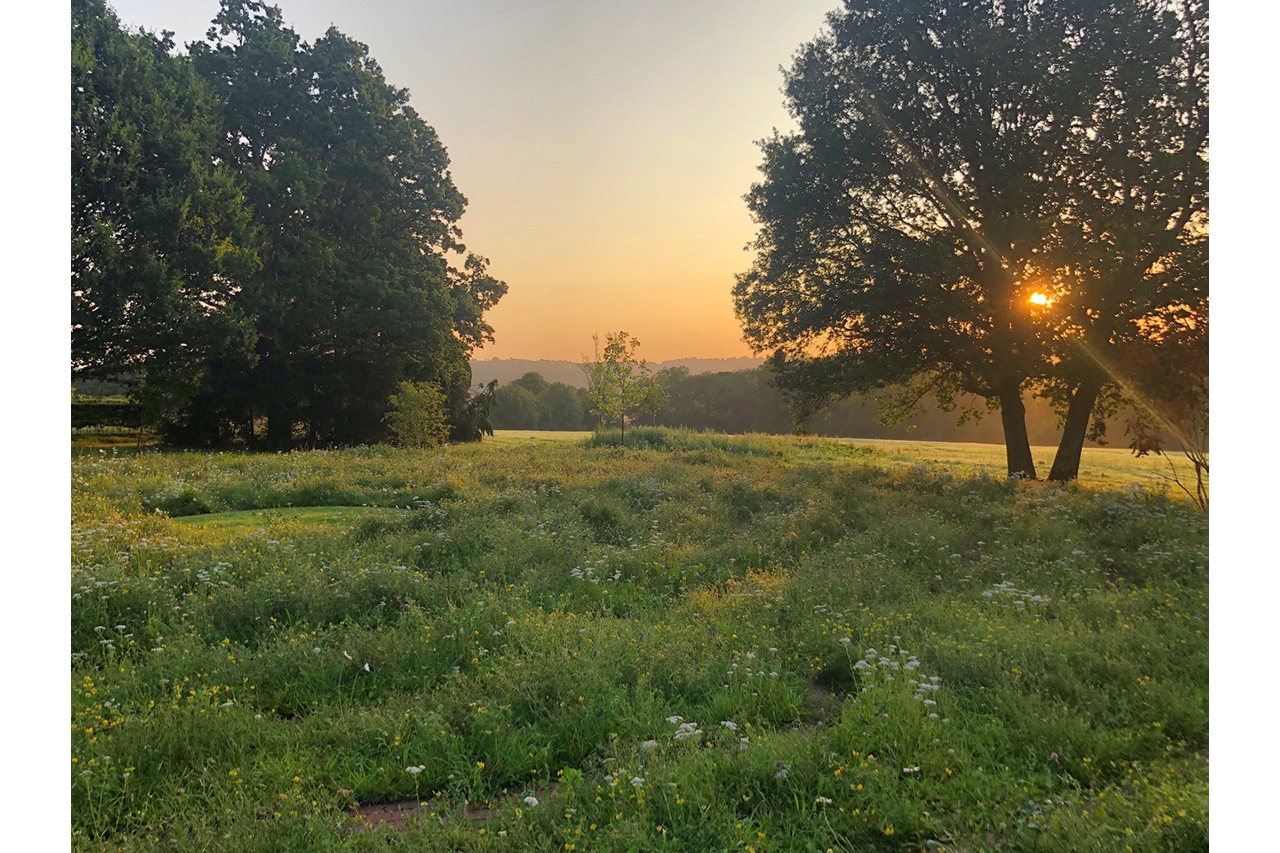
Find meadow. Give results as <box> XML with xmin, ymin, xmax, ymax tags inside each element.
<box><xmin>71</xmin><ymin>430</ymin><xmax>1208</xmax><ymax>851</ymax></box>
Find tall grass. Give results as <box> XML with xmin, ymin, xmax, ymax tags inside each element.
<box><xmin>71</xmin><ymin>435</ymin><xmax>1207</xmax><ymax>852</ymax></box>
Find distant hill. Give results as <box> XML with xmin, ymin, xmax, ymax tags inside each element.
<box><xmin>470</xmin><ymin>357</ymin><xmax>764</xmax><ymax>388</ymax></box>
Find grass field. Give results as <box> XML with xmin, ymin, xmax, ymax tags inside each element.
<box><xmin>71</xmin><ymin>429</ymin><xmax>1208</xmax><ymax>851</ymax></box>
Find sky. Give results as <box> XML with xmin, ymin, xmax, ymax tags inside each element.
<box><xmin>107</xmin><ymin>0</ymin><xmax>839</xmax><ymax>361</ymax></box>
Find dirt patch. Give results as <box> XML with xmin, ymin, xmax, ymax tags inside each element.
<box><xmin>350</xmin><ymin>783</ymin><xmax>558</xmax><ymax>832</ymax></box>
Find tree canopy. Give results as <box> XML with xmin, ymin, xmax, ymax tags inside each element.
<box><xmin>71</xmin><ymin>0</ymin><xmax>507</xmax><ymax>447</ymax></box>
<box><xmin>734</xmin><ymin>0</ymin><xmax>1207</xmax><ymax>479</ymax></box>
<box><xmin>72</xmin><ymin>0</ymin><xmax>259</xmax><ymax>421</ymax></box>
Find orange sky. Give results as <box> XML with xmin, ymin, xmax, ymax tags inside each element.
<box><xmin>110</xmin><ymin>0</ymin><xmax>839</xmax><ymax>361</ymax></box>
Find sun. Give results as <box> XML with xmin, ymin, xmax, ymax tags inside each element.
<box><xmin>1028</xmin><ymin>292</ymin><xmax>1050</xmax><ymax>306</ymax></box>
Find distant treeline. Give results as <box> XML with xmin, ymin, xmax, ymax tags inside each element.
<box><xmin>491</xmin><ymin>367</ymin><xmax>1136</xmax><ymax>446</ymax></box>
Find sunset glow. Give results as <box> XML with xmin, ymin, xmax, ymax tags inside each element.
<box><xmin>1029</xmin><ymin>292</ymin><xmax>1050</xmax><ymax>306</ymax></box>
<box><xmin>106</xmin><ymin>0</ymin><xmax>838</xmax><ymax>361</ymax></box>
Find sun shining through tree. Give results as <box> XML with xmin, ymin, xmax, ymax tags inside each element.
<box><xmin>735</xmin><ymin>0</ymin><xmax>1207</xmax><ymax>481</ymax></box>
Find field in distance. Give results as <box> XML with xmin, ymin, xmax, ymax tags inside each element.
<box><xmin>491</xmin><ymin>428</ymin><xmax>1202</xmax><ymax>494</ymax></box>
<box><xmin>72</xmin><ymin>429</ymin><xmax>1206</xmax><ymax>851</ymax></box>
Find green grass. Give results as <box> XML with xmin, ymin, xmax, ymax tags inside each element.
<box><xmin>71</xmin><ymin>428</ymin><xmax>1208</xmax><ymax>852</ymax></box>
<box><xmin>171</xmin><ymin>505</ymin><xmax>410</xmax><ymax>532</ymax></box>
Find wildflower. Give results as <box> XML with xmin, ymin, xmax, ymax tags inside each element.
<box><xmin>667</xmin><ymin>715</ymin><xmax>684</xmax><ymax>724</ymax></box>
<box><xmin>342</xmin><ymin>651</ymin><xmax>352</xmax><ymax>660</ymax></box>
<box><xmin>1050</xmin><ymin>752</ymin><xmax>1060</xmax><ymax>762</ymax></box>
<box><xmin>630</xmin><ymin>777</ymin><xmax>645</xmax><ymax>787</ymax></box>
<box><xmin>363</xmin><ymin>662</ymin><xmax>371</xmax><ymax>672</ymax></box>
<box><xmin>641</xmin><ymin>740</ymin><xmax>658</xmax><ymax>750</ymax></box>
<box><xmin>721</xmin><ymin>721</ymin><xmax>738</xmax><ymax>731</ymax></box>
<box><xmin>816</xmin><ymin>796</ymin><xmax>832</xmax><ymax>804</ymax></box>
<box><xmin>854</xmin><ymin>659</ymin><xmax>872</xmax><ymax>670</ymax></box>
<box><xmin>523</xmin><ymin>796</ymin><xmax>539</xmax><ymax>807</ymax></box>
<box><xmin>839</xmin><ymin>637</ymin><xmax>852</xmax><ymax>645</ymax></box>
<box><xmin>406</xmin><ymin>765</ymin><xmax>425</xmax><ymax>775</ymax></box>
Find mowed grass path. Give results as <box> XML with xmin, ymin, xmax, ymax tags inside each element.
<box><xmin>72</xmin><ymin>431</ymin><xmax>1207</xmax><ymax>852</ymax></box>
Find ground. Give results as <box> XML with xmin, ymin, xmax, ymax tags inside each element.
<box><xmin>71</xmin><ymin>429</ymin><xmax>1208</xmax><ymax>851</ymax></box>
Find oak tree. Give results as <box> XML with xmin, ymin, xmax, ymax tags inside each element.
<box><xmin>735</xmin><ymin>0</ymin><xmax>1207</xmax><ymax>479</ymax></box>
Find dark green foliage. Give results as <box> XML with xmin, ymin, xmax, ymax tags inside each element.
<box><xmin>71</xmin><ymin>0</ymin><xmax>506</xmax><ymax>448</ymax></box>
<box><xmin>452</xmin><ymin>380</ymin><xmax>498</xmax><ymax>442</ymax></box>
<box><xmin>72</xmin><ymin>0</ymin><xmax>259</xmax><ymax>420</ymax></box>
<box><xmin>735</xmin><ymin>0</ymin><xmax>1208</xmax><ymax>481</ymax></box>
<box><xmin>71</xmin><ymin>401</ymin><xmax>141</xmax><ymax>430</ymax></box>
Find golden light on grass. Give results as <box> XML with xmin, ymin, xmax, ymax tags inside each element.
<box><xmin>1028</xmin><ymin>292</ymin><xmax>1050</xmax><ymax>306</ymax></box>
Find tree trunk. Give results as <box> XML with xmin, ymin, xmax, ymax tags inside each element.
<box><xmin>997</xmin><ymin>380</ymin><xmax>1037</xmax><ymax>479</ymax></box>
<box><xmin>1048</xmin><ymin>374</ymin><xmax>1105</xmax><ymax>482</ymax></box>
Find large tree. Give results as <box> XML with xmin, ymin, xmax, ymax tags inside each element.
<box><xmin>72</xmin><ymin>0</ymin><xmax>259</xmax><ymax>420</ymax></box>
<box><xmin>176</xmin><ymin>0</ymin><xmax>505</xmax><ymax>447</ymax></box>
<box><xmin>734</xmin><ymin>0</ymin><xmax>1207</xmax><ymax>479</ymax></box>
<box><xmin>1038</xmin><ymin>1</ymin><xmax>1207</xmax><ymax>480</ymax></box>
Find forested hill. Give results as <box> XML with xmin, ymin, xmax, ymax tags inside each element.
<box><xmin>470</xmin><ymin>358</ymin><xmax>764</xmax><ymax>388</ymax></box>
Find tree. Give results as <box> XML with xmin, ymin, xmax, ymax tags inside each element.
<box><xmin>72</xmin><ymin>0</ymin><xmax>259</xmax><ymax>423</ymax></box>
<box><xmin>491</xmin><ymin>384</ymin><xmax>542</xmax><ymax>430</ymax></box>
<box><xmin>582</xmin><ymin>332</ymin><xmax>663</xmax><ymax>447</ymax></box>
<box><xmin>385</xmin><ymin>381</ymin><xmax>450</xmax><ymax>449</ymax></box>
<box><xmin>538</xmin><ymin>382</ymin><xmax>588</xmax><ymax>430</ymax></box>
<box><xmin>454</xmin><ymin>380</ymin><xmax>498</xmax><ymax>443</ymax></box>
<box><xmin>1039</xmin><ymin>1</ymin><xmax>1207</xmax><ymax>481</ymax></box>
<box><xmin>734</xmin><ymin>0</ymin><xmax>1207</xmax><ymax>479</ymax></box>
<box><xmin>1119</xmin><ymin>310</ymin><xmax>1208</xmax><ymax>509</ymax></box>
<box><xmin>181</xmin><ymin>0</ymin><xmax>504</xmax><ymax>447</ymax></box>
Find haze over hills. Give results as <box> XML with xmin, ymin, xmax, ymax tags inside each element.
<box><xmin>471</xmin><ymin>357</ymin><xmax>764</xmax><ymax>388</ymax></box>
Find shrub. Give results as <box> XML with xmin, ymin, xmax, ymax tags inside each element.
<box><xmin>385</xmin><ymin>381</ymin><xmax>451</xmax><ymax>449</ymax></box>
